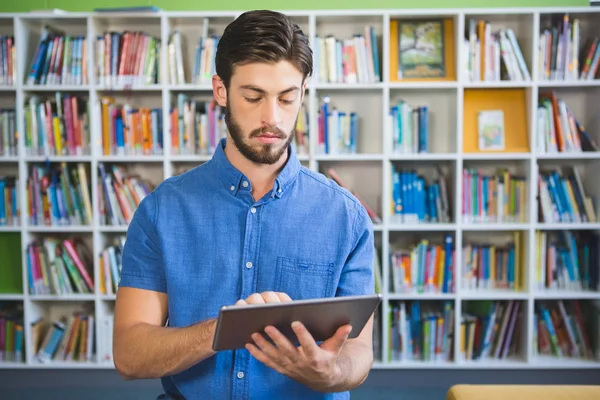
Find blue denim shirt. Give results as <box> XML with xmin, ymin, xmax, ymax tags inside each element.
<box><xmin>119</xmin><ymin>137</ymin><xmax>375</xmax><ymax>400</ymax></box>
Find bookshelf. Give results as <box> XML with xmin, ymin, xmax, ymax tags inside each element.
<box><xmin>0</xmin><ymin>6</ymin><xmax>600</xmax><ymax>370</ymax></box>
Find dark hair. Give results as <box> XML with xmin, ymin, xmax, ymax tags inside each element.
<box><xmin>215</xmin><ymin>10</ymin><xmax>313</xmax><ymax>89</ymax></box>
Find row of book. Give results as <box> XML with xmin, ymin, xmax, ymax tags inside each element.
<box><xmin>462</xmin><ymin>232</ymin><xmax>526</xmax><ymax>291</ymax></box>
<box><xmin>462</xmin><ymin>168</ymin><xmax>527</xmax><ymax>224</ymax></box>
<box><xmin>387</xmin><ymin>102</ymin><xmax>428</xmax><ymax>154</ymax></box>
<box><xmin>169</xmin><ymin>93</ymin><xmax>225</xmax><ymax>156</ymax></box>
<box><xmin>317</xmin><ymin>95</ymin><xmax>358</xmax><ymax>155</ymax></box>
<box><xmin>32</xmin><ymin>311</ymin><xmax>95</xmax><ymax>363</ymax></box>
<box><xmin>26</xmin><ymin>237</ymin><xmax>94</xmax><ymax>296</ymax></box>
<box><xmin>99</xmin><ymin>96</ymin><xmax>164</xmax><ymax>156</ymax></box>
<box><xmin>463</xmin><ymin>22</ymin><xmax>530</xmax><ymax>82</ymax></box>
<box><xmin>167</xmin><ymin>19</ymin><xmax>218</xmax><ymax>85</ymax></box>
<box><xmin>461</xmin><ymin>300</ymin><xmax>522</xmax><ymax>361</ymax></box>
<box><xmin>0</xmin><ymin>35</ymin><xmax>15</xmax><ymax>86</ymax></box>
<box><xmin>0</xmin><ymin>176</ymin><xmax>18</xmax><ymax>227</ymax></box>
<box><xmin>537</xmin><ymin>91</ymin><xmax>598</xmax><ymax>154</ymax></box>
<box><xmin>389</xmin><ymin>235</ymin><xmax>455</xmax><ymax>294</ymax></box>
<box><xmin>98</xmin><ymin>236</ymin><xmax>125</xmax><ymax>295</ymax></box>
<box><xmin>539</xmin><ymin>15</ymin><xmax>600</xmax><ymax>81</ymax></box>
<box><xmin>538</xmin><ymin>167</ymin><xmax>597</xmax><ymax>224</ymax></box>
<box><xmin>0</xmin><ymin>302</ymin><xmax>23</xmax><ymax>362</ymax></box>
<box><xmin>98</xmin><ymin>163</ymin><xmax>152</xmax><ymax>226</ymax></box>
<box><xmin>27</xmin><ymin>27</ymin><xmax>87</xmax><ymax>86</ymax></box>
<box><xmin>534</xmin><ymin>300</ymin><xmax>597</xmax><ymax>360</ymax></box>
<box><xmin>12</xmin><ymin>88</ymin><xmax>598</xmax><ymax>157</ymax></box>
<box><xmin>0</xmin><ymin>108</ymin><xmax>16</xmax><ymax>157</ymax></box>
<box><xmin>388</xmin><ymin>300</ymin><xmax>454</xmax><ymax>362</ymax></box>
<box><xmin>535</xmin><ymin>230</ymin><xmax>599</xmax><ymax>292</ymax></box>
<box><xmin>95</xmin><ymin>31</ymin><xmax>160</xmax><ymax>88</ymax></box>
<box><xmin>24</xmin><ymin>93</ymin><xmax>91</xmax><ymax>157</ymax></box>
<box><xmin>313</xmin><ymin>26</ymin><xmax>381</xmax><ymax>84</ymax></box>
<box><xmin>26</xmin><ymin>163</ymin><xmax>93</xmax><ymax>227</ymax></box>
<box><xmin>390</xmin><ymin>165</ymin><xmax>451</xmax><ymax>224</ymax></box>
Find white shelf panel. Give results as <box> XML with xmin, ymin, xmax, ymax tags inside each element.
<box><xmin>27</xmin><ymin>225</ymin><xmax>95</xmax><ymax>233</ymax></box>
<box><xmin>313</xmin><ymin>83</ymin><xmax>384</xmax><ymax>90</ymax></box>
<box><xmin>98</xmin><ymin>155</ymin><xmax>165</xmax><ymax>163</ymax></box>
<box><xmin>463</xmin><ymin>81</ymin><xmax>533</xmax><ymax>89</ymax></box>
<box><xmin>388</xmin><ymin>292</ymin><xmax>455</xmax><ymax>300</ymax></box>
<box><xmin>388</xmin><ymin>223</ymin><xmax>457</xmax><ymax>231</ymax></box>
<box><xmin>536</xmin><ymin>152</ymin><xmax>600</xmax><ymax>160</ymax></box>
<box><xmin>460</xmin><ymin>290</ymin><xmax>529</xmax><ymax>300</ymax></box>
<box><xmin>536</xmin><ymin>80</ymin><xmax>600</xmax><ymax>88</ymax></box>
<box><xmin>388</xmin><ymin>153</ymin><xmax>458</xmax><ymax>161</ymax></box>
<box><xmin>0</xmin><ymin>294</ymin><xmax>24</xmax><ymax>300</ymax></box>
<box><xmin>24</xmin><ymin>155</ymin><xmax>93</xmax><ymax>162</ymax></box>
<box><xmin>98</xmin><ymin>225</ymin><xmax>129</xmax><ymax>233</ymax></box>
<box><xmin>533</xmin><ymin>291</ymin><xmax>600</xmax><ymax>300</ymax></box>
<box><xmin>0</xmin><ymin>226</ymin><xmax>20</xmax><ymax>232</ymax></box>
<box><xmin>0</xmin><ymin>156</ymin><xmax>19</xmax><ymax>162</ymax></box>
<box><xmin>22</xmin><ymin>85</ymin><xmax>90</xmax><ymax>92</ymax></box>
<box><xmin>315</xmin><ymin>154</ymin><xmax>385</xmax><ymax>161</ymax></box>
<box><xmin>462</xmin><ymin>152</ymin><xmax>531</xmax><ymax>161</ymax></box>
<box><xmin>461</xmin><ymin>223</ymin><xmax>530</xmax><ymax>231</ymax></box>
<box><xmin>29</xmin><ymin>294</ymin><xmax>96</xmax><ymax>301</ymax></box>
<box><xmin>530</xmin><ymin>356</ymin><xmax>600</xmax><ymax>369</ymax></box>
<box><xmin>536</xmin><ymin>223</ymin><xmax>600</xmax><ymax>230</ymax></box>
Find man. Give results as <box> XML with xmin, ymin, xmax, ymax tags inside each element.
<box><xmin>113</xmin><ymin>9</ymin><xmax>375</xmax><ymax>400</ymax></box>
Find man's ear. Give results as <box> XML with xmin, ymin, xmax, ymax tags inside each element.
<box><xmin>300</xmin><ymin>80</ymin><xmax>308</xmax><ymax>104</ymax></box>
<box><xmin>212</xmin><ymin>75</ymin><xmax>227</xmax><ymax>107</ymax></box>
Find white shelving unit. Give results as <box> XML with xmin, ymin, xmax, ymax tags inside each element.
<box><xmin>0</xmin><ymin>6</ymin><xmax>599</xmax><ymax>370</ymax></box>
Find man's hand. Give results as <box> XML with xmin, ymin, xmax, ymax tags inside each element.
<box><xmin>245</xmin><ymin>319</ymin><xmax>352</xmax><ymax>393</ymax></box>
<box><xmin>235</xmin><ymin>291</ymin><xmax>292</xmax><ymax>306</ymax></box>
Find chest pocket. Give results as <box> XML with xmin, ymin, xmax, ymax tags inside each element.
<box><xmin>275</xmin><ymin>256</ymin><xmax>334</xmax><ymax>300</ymax></box>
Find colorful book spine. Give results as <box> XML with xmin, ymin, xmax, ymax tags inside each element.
<box><xmin>317</xmin><ymin>95</ymin><xmax>358</xmax><ymax>155</ymax></box>
<box><xmin>390</xmin><ymin>235</ymin><xmax>455</xmax><ymax>294</ymax></box>
<box><xmin>24</xmin><ymin>93</ymin><xmax>91</xmax><ymax>156</ymax></box>
<box><xmin>388</xmin><ymin>300</ymin><xmax>454</xmax><ymax>362</ymax></box>
<box><xmin>313</xmin><ymin>25</ymin><xmax>380</xmax><ymax>84</ymax></box>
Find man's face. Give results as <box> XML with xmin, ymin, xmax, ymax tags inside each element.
<box><xmin>215</xmin><ymin>61</ymin><xmax>305</xmax><ymax>165</ymax></box>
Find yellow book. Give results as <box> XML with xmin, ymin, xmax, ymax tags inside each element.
<box><xmin>53</xmin><ymin>116</ymin><xmax>62</xmax><ymax>155</ymax></box>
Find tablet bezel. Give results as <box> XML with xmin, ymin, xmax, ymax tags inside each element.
<box><xmin>211</xmin><ymin>293</ymin><xmax>382</xmax><ymax>351</ymax></box>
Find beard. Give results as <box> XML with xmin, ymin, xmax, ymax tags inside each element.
<box><xmin>224</xmin><ymin>99</ymin><xmax>296</xmax><ymax>165</ymax></box>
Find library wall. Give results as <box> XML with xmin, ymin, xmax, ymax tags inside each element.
<box><xmin>0</xmin><ymin>0</ymin><xmax>590</xmax><ymax>13</ymax></box>
<box><xmin>1</xmin><ymin>1</ymin><xmax>600</xmax><ymax>399</ymax></box>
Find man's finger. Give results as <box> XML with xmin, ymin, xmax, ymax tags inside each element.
<box><xmin>261</xmin><ymin>291</ymin><xmax>282</xmax><ymax>303</ymax></box>
<box><xmin>264</xmin><ymin>325</ymin><xmax>299</xmax><ymax>361</ymax></box>
<box><xmin>251</xmin><ymin>332</ymin><xmax>283</xmax><ymax>363</ymax></box>
<box><xmin>320</xmin><ymin>324</ymin><xmax>352</xmax><ymax>354</ymax></box>
<box><xmin>245</xmin><ymin>293</ymin><xmax>265</xmax><ymax>304</ymax></box>
<box><xmin>276</xmin><ymin>292</ymin><xmax>292</xmax><ymax>302</ymax></box>
<box><xmin>235</xmin><ymin>299</ymin><xmax>247</xmax><ymax>306</ymax></box>
<box><xmin>291</xmin><ymin>321</ymin><xmax>319</xmax><ymax>359</ymax></box>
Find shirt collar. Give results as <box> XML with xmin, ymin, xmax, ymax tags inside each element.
<box><xmin>211</xmin><ymin>137</ymin><xmax>300</xmax><ymax>199</ymax></box>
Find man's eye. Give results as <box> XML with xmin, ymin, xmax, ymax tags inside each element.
<box><xmin>245</xmin><ymin>97</ymin><xmax>261</xmax><ymax>103</ymax></box>
<box><xmin>280</xmin><ymin>99</ymin><xmax>294</xmax><ymax>105</ymax></box>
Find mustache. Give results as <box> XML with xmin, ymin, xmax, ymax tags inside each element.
<box><xmin>250</xmin><ymin>126</ymin><xmax>286</xmax><ymax>138</ymax></box>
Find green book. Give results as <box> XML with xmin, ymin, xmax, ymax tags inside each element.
<box><xmin>0</xmin><ymin>233</ymin><xmax>23</xmax><ymax>294</ymax></box>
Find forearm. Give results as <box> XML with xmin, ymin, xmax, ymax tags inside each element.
<box><xmin>326</xmin><ymin>340</ymin><xmax>374</xmax><ymax>392</ymax></box>
<box><xmin>114</xmin><ymin>318</ymin><xmax>217</xmax><ymax>380</ymax></box>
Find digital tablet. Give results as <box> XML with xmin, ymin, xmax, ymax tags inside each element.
<box><xmin>212</xmin><ymin>293</ymin><xmax>382</xmax><ymax>351</ymax></box>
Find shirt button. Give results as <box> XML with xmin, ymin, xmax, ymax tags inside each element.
<box><xmin>242</xmin><ymin>181</ymin><xmax>249</xmax><ymax>188</ymax></box>
<box><xmin>237</xmin><ymin>371</ymin><xmax>244</xmax><ymax>379</ymax></box>
<box><xmin>246</xmin><ymin>262</ymin><xmax>253</xmax><ymax>269</ymax></box>
<box><xmin>251</xmin><ymin>207</ymin><xmax>256</xmax><ymax>214</ymax></box>
<box><xmin>230</xmin><ymin>185</ymin><xmax>235</xmax><ymax>191</ymax></box>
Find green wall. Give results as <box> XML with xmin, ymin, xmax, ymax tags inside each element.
<box><xmin>0</xmin><ymin>0</ymin><xmax>590</xmax><ymax>13</ymax></box>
